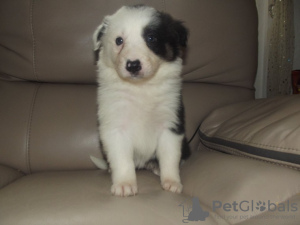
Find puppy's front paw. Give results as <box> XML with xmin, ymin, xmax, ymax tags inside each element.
<box><xmin>161</xmin><ymin>180</ymin><xmax>183</xmax><ymax>194</ymax></box>
<box><xmin>111</xmin><ymin>182</ymin><xmax>138</xmax><ymax>197</ymax></box>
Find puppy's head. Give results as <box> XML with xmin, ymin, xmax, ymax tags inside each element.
<box><xmin>93</xmin><ymin>5</ymin><xmax>188</xmax><ymax>82</ymax></box>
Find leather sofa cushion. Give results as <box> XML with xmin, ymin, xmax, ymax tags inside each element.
<box><xmin>0</xmin><ymin>165</ymin><xmax>23</xmax><ymax>189</ymax></box>
<box><xmin>1</xmin><ymin>147</ymin><xmax>299</xmax><ymax>225</ymax></box>
<box><xmin>0</xmin><ymin>0</ymin><xmax>257</xmax><ymax>87</ymax></box>
<box><xmin>199</xmin><ymin>95</ymin><xmax>300</xmax><ymax>170</ymax></box>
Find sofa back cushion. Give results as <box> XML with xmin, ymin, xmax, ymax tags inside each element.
<box><xmin>0</xmin><ymin>0</ymin><xmax>257</xmax><ymax>87</ymax></box>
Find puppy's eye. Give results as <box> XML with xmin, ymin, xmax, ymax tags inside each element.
<box><xmin>115</xmin><ymin>37</ymin><xmax>123</xmax><ymax>46</ymax></box>
<box><xmin>147</xmin><ymin>34</ymin><xmax>157</xmax><ymax>43</ymax></box>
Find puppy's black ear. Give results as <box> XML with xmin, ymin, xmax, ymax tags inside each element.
<box><xmin>93</xmin><ymin>17</ymin><xmax>109</xmax><ymax>63</ymax></box>
<box><xmin>174</xmin><ymin>22</ymin><xmax>188</xmax><ymax>48</ymax></box>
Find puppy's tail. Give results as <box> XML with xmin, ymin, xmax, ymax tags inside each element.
<box><xmin>90</xmin><ymin>155</ymin><xmax>108</xmax><ymax>170</ymax></box>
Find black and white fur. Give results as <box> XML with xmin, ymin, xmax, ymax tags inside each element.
<box><xmin>92</xmin><ymin>5</ymin><xmax>190</xmax><ymax>197</ymax></box>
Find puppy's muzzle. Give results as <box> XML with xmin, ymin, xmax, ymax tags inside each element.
<box><xmin>126</xmin><ymin>60</ymin><xmax>142</xmax><ymax>75</ymax></box>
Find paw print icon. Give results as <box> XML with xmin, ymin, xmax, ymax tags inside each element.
<box><xmin>256</xmin><ymin>201</ymin><xmax>266</xmax><ymax>211</ymax></box>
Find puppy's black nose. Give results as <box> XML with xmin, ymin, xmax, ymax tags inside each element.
<box><xmin>126</xmin><ymin>60</ymin><xmax>141</xmax><ymax>74</ymax></box>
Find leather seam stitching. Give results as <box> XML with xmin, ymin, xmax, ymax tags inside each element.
<box><xmin>201</xmin><ymin>140</ymin><xmax>300</xmax><ymax>171</ymax></box>
<box><xmin>26</xmin><ymin>83</ymin><xmax>41</xmax><ymax>173</ymax></box>
<box><xmin>30</xmin><ymin>0</ymin><xmax>38</xmax><ymax>81</ymax></box>
<box><xmin>204</xmin><ymin>133</ymin><xmax>300</xmax><ymax>153</ymax></box>
<box><xmin>162</xmin><ymin>0</ymin><xmax>166</xmax><ymax>11</ymax></box>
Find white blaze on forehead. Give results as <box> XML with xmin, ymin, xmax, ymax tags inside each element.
<box><xmin>107</xmin><ymin>6</ymin><xmax>157</xmax><ymax>37</ymax></box>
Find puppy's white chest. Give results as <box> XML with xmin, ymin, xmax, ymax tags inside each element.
<box><xmin>120</xmin><ymin>91</ymin><xmax>163</xmax><ymax>140</ymax></box>
<box><xmin>113</xmin><ymin>90</ymin><xmax>166</xmax><ymax>166</ymax></box>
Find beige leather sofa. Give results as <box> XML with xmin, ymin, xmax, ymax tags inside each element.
<box><xmin>1</xmin><ymin>0</ymin><xmax>299</xmax><ymax>224</ymax></box>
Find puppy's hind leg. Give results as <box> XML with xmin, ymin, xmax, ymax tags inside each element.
<box><xmin>157</xmin><ymin>130</ymin><xmax>184</xmax><ymax>194</ymax></box>
<box><xmin>102</xmin><ymin>132</ymin><xmax>138</xmax><ymax>197</ymax></box>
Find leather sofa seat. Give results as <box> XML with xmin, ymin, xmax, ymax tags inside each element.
<box><xmin>1</xmin><ymin>1</ymin><xmax>299</xmax><ymax>224</ymax></box>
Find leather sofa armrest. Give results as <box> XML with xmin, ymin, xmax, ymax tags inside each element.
<box><xmin>199</xmin><ymin>95</ymin><xmax>300</xmax><ymax>170</ymax></box>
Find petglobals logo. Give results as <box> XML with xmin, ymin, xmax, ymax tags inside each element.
<box><xmin>178</xmin><ymin>197</ymin><xmax>298</xmax><ymax>223</ymax></box>
<box><xmin>212</xmin><ymin>200</ymin><xmax>298</xmax><ymax>213</ymax></box>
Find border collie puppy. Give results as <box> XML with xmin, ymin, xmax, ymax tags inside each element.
<box><xmin>92</xmin><ymin>5</ymin><xmax>190</xmax><ymax>197</ymax></box>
